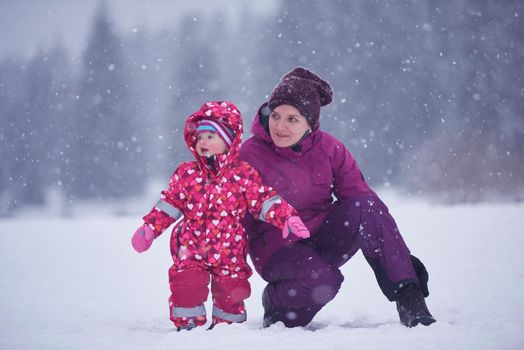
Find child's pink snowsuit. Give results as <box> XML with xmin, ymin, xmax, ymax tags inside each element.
<box><xmin>143</xmin><ymin>101</ymin><xmax>296</xmax><ymax>328</ymax></box>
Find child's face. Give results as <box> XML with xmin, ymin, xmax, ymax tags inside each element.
<box><xmin>196</xmin><ymin>131</ymin><xmax>228</xmax><ymax>157</ymax></box>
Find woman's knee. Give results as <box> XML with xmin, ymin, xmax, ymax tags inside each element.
<box><xmin>271</xmin><ymin>263</ymin><xmax>344</xmax><ymax>309</ymax></box>
<box><xmin>262</xmin><ymin>244</ymin><xmax>317</xmax><ymax>281</ymax></box>
<box><xmin>299</xmin><ymin>266</ymin><xmax>344</xmax><ymax>305</ymax></box>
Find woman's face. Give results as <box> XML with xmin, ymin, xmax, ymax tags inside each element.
<box><xmin>196</xmin><ymin>131</ymin><xmax>228</xmax><ymax>157</ymax></box>
<box><xmin>268</xmin><ymin>104</ymin><xmax>311</xmax><ymax>148</ymax></box>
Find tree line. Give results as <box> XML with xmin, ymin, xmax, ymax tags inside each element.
<box><xmin>1</xmin><ymin>0</ymin><xmax>523</xmax><ymax>215</ymax></box>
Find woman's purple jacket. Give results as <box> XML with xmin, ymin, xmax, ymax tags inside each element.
<box><xmin>239</xmin><ymin>105</ymin><xmax>377</xmax><ymax>275</ymax></box>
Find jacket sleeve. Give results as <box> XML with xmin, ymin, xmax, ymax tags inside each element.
<box><xmin>242</xmin><ymin>163</ymin><xmax>297</xmax><ymax>229</ymax></box>
<box><xmin>142</xmin><ymin>165</ymin><xmax>186</xmax><ymax>237</ymax></box>
<box><xmin>331</xmin><ymin>138</ymin><xmax>375</xmax><ymax>200</ymax></box>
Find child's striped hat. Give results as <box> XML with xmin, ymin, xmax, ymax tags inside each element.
<box><xmin>196</xmin><ymin>118</ymin><xmax>235</xmax><ymax>147</ymax></box>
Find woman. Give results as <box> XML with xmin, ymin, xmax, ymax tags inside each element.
<box><xmin>239</xmin><ymin>67</ymin><xmax>435</xmax><ymax>328</ymax></box>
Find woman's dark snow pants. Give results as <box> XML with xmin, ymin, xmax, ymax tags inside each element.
<box><xmin>261</xmin><ymin>196</ymin><xmax>429</xmax><ymax>327</ymax></box>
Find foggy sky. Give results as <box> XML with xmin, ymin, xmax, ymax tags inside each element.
<box><xmin>0</xmin><ymin>0</ymin><xmax>276</xmax><ymax>58</ymax></box>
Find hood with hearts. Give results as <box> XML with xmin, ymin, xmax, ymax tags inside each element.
<box><xmin>184</xmin><ymin>101</ymin><xmax>243</xmax><ymax>171</ymax></box>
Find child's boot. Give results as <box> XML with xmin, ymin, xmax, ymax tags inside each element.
<box><xmin>175</xmin><ymin>316</ymin><xmax>207</xmax><ymax>331</ymax></box>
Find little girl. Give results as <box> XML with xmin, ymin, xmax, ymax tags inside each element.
<box><xmin>131</xmin><ymin>101</ymin><xmax>310</xmax><ymax>331</ymax></box>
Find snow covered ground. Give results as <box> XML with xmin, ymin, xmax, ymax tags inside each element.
<box><xmin>1</xmin><ymin>191</ymin><xmax>523</xmax><ymax>350</ymax></box>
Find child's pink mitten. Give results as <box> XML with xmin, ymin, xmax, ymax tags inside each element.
<box><xmin>282</xmin><ymin>216</ymin><xmax>310</xmax><ymax>239</ymax></box>
<box><xmin>131</xmin><ymin>224</ymin><xmax>155</xmax><ymax>253</ymax></box>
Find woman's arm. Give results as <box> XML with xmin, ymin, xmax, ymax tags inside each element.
<box><xmin>330</xmin><ymin>137</ymin><xmax>375</xmax><ymax>200</ymax></box>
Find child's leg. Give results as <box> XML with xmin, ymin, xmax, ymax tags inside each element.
<box><xmin>210</xmin><ymin>274</ymin><xmax>251</xmax><ymax>326</ymax></box>
<box><xmin>168</xmin><ymin>266</ymin><xmax>210</xmax><ymax>329</ymax></box>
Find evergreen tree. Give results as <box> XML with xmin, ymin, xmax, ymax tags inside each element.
<box><xmin>23</xmin><ymin>47</ymin><xmax>75</xmax><ymax>204</ymax></box>
<box><xmin>69</xmin><ymin>2</ymin><xmax>144</xmax><ymax>200</ymax></box>
<box><xmin>45</xmin><ymin>44</ymin><xmax>76</xmax><ymax>195</ymax></box>
<box><xmin>410</xmin><ymin>0</ymin><xmax>524</xmax><ymax>201</ymax></box>
<box><xmin>165</xmin><ymin>12</ymin><xmax>225</xmax><ymax>166</ymax></box>
<box><xmin>0</xmin><ymin>45</ymin><xmax>74</xmax><ymax>214</ymax></box>
<box><xmin>220</xmin><ymin>6</ymin><xmax>260</xmax><ymax>118</ymax></box>
<box><xmin>0</xmin><ymin>57</ymin><xmax>28</xmax><ymax>214</ymax></box>
<box><xmin>124</xmin><ymin>25</ymin><xmax>169</xmax><ymax>184</ymax></box>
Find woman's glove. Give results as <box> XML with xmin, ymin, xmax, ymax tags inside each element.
<box><xmin>131</xmin><ymin>224</ymin><xmax>155</xmax><ymax>253</ymax></box>
<box><xmin>282</xmin><ymin>216</ymin><xmax>310</xmax><ymax>239</ymax></box>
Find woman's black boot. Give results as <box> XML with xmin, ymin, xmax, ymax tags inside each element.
<box><xmin>396</xmin><ymin>284</ymin><xmax>436</xmax><ymax>327</ymax></box>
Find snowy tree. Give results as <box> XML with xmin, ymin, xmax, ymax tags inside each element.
<box><xmin>162</xmin><ymin>12</ymin><xmax>226</xmax><ymax>168</ymax></box>
<box><xmin>217</xmin><ymin>6</ymin><xmax>261</xmax><ymax>117</ymax></box>
<box><xmin>2</xmin><ymin>0</ymin><xmax>522</xmax><ymax>208</ymax></box>
<box><xmin>67</xmin><ymin>2</ymin><xmax>145</xmax><ymax>200</ymax></box>
<box><xmin>408</xmin><ymin>1</ymin><xmax>524</xmax><ymax>202</ymax></box>
<box><xmin>0</xmin><ymin>57</ymin><xmax>29</xmax><ymax>214</ymax></box>
<box><xmin>124</xmin><ymin>25</ymin><xmax>174</xmax><ymax>183</ymax></box>
<box><xmin>0</xmin><ymin>44</ymin><xmax>75</xmax><ymax>214</ymax></box>
<box><xmin>24</xmin><ymin>46</ymin><xmax>75</xmax><ymax>201</ymax></box>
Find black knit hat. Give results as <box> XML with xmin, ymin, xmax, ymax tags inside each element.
<box><xmin>268</xmin><ymin>67</ymin><xmax>333</xmax><ymax>130</ymax></box>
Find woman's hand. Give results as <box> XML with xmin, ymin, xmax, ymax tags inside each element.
<box><xmin>131</xmin><ymin>224</ymin><xmax>155</xmax><ymax>253</ymax></box>
<box><xmin>282</xmin><ymin>216</ymin><xmax>310</xmax><ymax>239</ymax></box>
